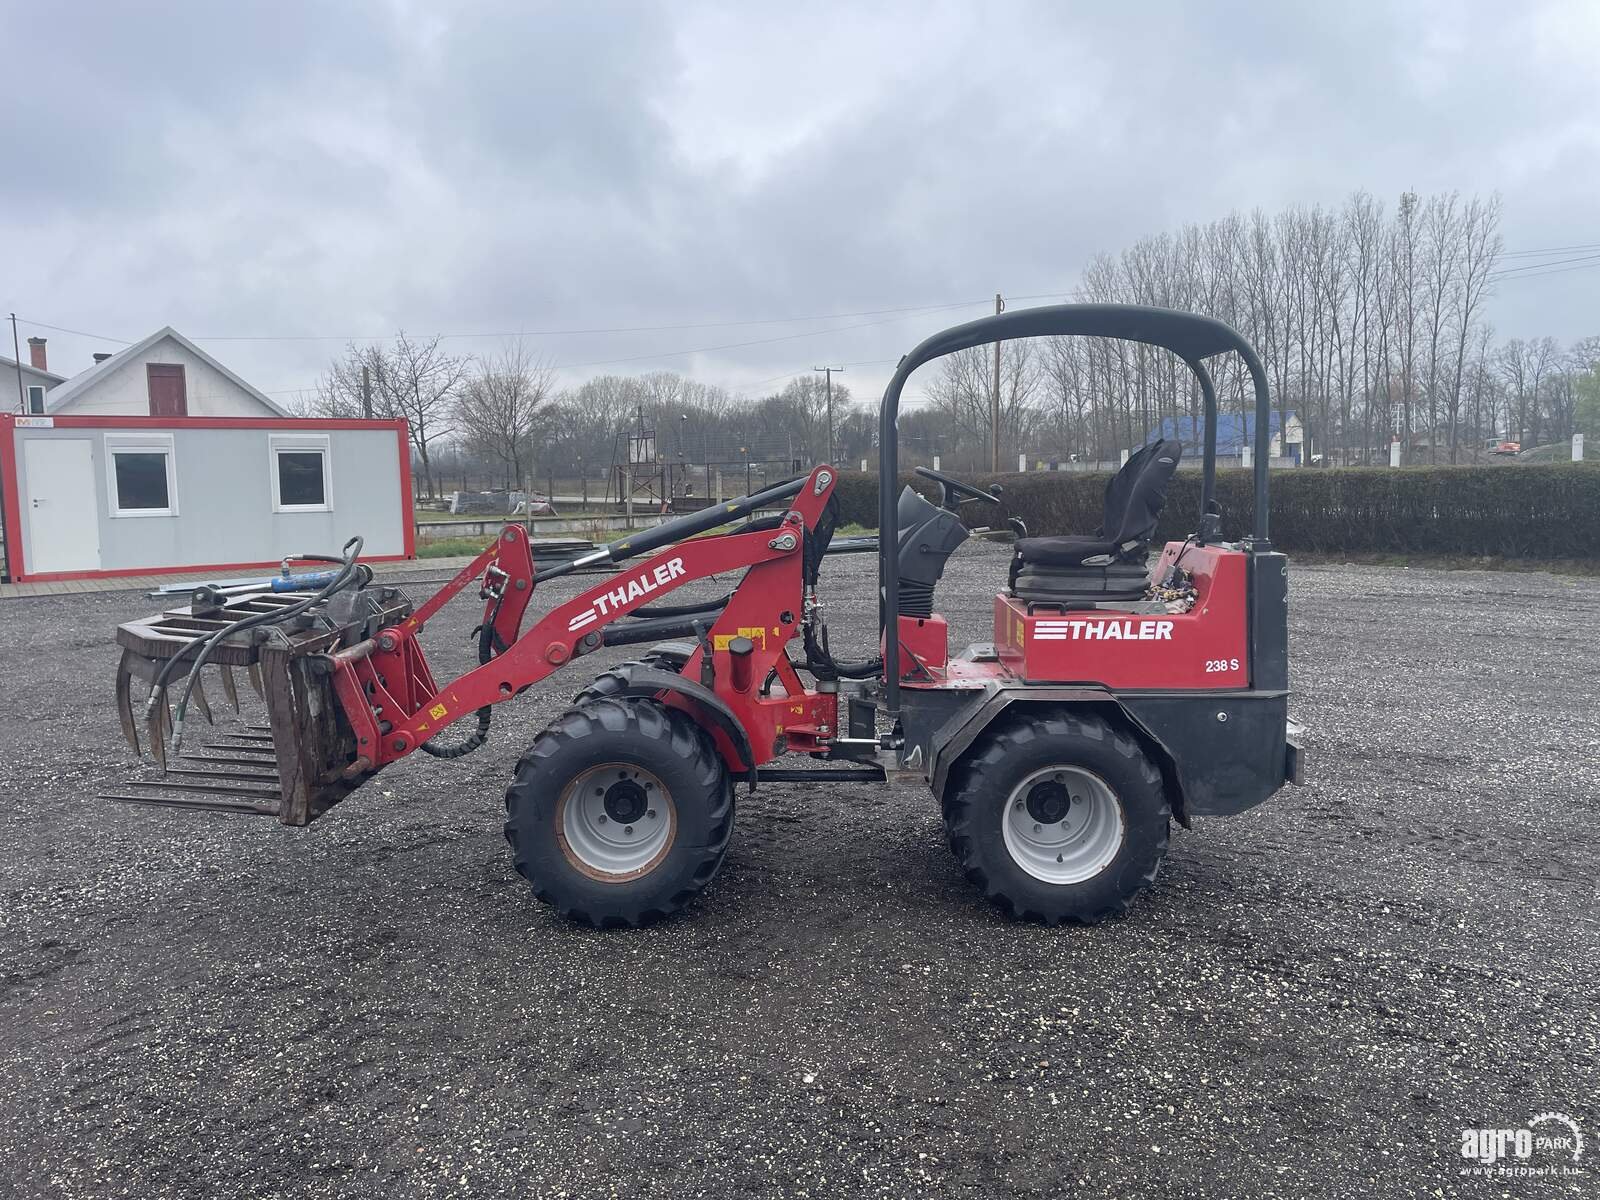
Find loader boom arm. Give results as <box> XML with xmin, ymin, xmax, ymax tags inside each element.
<box><xmin>328</xmin><ymin>467</ymin><xmax>839</xmax><ymax>774</ymax></box>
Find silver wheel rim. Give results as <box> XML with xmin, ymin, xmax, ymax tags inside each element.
<box><xmin>557</xmin><ymin>763</ymin><xmax>677</xmax><ymax>882</ymax></box>
<box><xmin>1001</xmin><ymin>765</ymin><xmax>1125</xmax><ymax>884</ymax></box>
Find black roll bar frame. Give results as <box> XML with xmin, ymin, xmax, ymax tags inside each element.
<box><xmin>877</xmin><ymin>302</ymin><xmax>1273</xmax><ymax>715</ymax></box>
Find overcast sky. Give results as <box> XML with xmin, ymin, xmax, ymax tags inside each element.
<box><xmin>5</xmin><ymin>1</ymin><xmax>1597</xmax><ymax>410</ymax></box>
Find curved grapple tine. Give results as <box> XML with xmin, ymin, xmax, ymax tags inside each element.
<box><xmin>247</xmin><ymin>662</ymin><xmax>265</xmax><ymax>700</ymax></box>
<box><xmin>146</xmin><ymin>691</ymin><xmax>169</xmax><ymax>773</ymax></box>
<box><xmin>219</xmin><ymin>665</ymin><xmax>240</xmax><ymax>713</ymax></box>
<box><xmin>114</xmin><ymin>649</ymin><xmax>141</xmax><ymax>757</ymax></box>
<box><xmin>191</xmin><ymin>671</ymin><xmax>214</xmax><ymax>725</ymax></box>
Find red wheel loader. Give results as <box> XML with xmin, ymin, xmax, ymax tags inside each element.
<box><xmin>110</xmin><ymin>304</ymin><xmax>1303</xmax><ymax>926</ymax></box>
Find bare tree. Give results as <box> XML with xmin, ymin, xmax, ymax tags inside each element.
<box><xmin>1445</xmin><ymin>195</ymin><xmax>1502</xmax><ymax>460</ymax></box>
<box><xmin>315</xmin><ymin>333</ymin><xmax>469</xmax><ymax>498</ymax></box>
<box><xmin>457</xmin><ymin>341</ymin><xmax>555</xmax><ymax>492</ymax></box>
<box><xmin>924</xmin><ymin>341</ymin><xmax>1039</xmax><ymax>470</ymax></box>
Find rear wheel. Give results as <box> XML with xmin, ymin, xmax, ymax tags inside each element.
<box><xmin>504</xmin><ymin>697</ymin><xmax>734</xmax><ymax>927</ymax></box>
<box><xmin>942</xmin><ymin>710</ymin><xmax>1169</xmax><ymax>924</ymax></box>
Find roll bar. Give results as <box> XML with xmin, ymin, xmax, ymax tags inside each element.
<box><xmin>877</xmin><ymin>303</ymin><xmax>1273</xmax><ymax>714</ymax></box>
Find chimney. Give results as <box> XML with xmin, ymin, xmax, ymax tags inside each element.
<box><xmin>26</xmin><ymin>337</ymin><xmax>46</xmax><ymax>372</ymax></box>
<box><xmin>92</xmin><ymin>352</ymin><xmax>113</xmax><ymax>365</ymax></box>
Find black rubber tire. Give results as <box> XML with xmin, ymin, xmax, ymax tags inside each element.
<box><xmin>571</xmin><ymin>661</ymin><xmax>648</xmax><ymax>705</ymax></box>
<box><xmin>571</xmin><ymin>645</ymin><xmax>693</xmax><ymax>705</ymax></box>
<box><xmin>504</xmin><ymin>697</ymin><xmax>734</xmax><ymax>928</ymax></box>
<box><xmin>941</xmin><ymin>710</ymin><xmax>1169</xmax><ymax>924</ymax></box>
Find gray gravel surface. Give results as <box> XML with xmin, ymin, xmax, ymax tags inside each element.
<box><xmin>1</xmin><ymin>543</ymin><xmax>1596</xmax><ymax>1198</ymax></box>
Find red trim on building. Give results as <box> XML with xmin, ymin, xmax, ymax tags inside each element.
<box><xmin>0</xmin><ymin>416</ymin><xmax>24</xmax><ymax>582</ymax></box>
<box><xmin>18</xmin><ymin>554</ymin><xmax>414</xmax><ymax>585</ymax></box>
<box><xmin>397</xmin><ymin>424</ymin><xmax>417</xmax><ymax>559</ymax></box>
<box><xmin>29</xmin><ymin>415</ymin><xmax>408</xmax><ymax>432</ymax></box>
<box><xmin>1</xmin><ymin>414</ymin><xmax>416</xmax><ymax>583</ymax></box>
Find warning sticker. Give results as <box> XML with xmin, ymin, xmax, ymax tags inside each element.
<box><xmin>713</xmin><ymin>626</ymin><xmax>768</xmax><ymax>651</ymax></box>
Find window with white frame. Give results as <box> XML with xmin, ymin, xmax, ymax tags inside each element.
<box><xmin>25</xmin><ymin>385</ymin><xmax>45</xmax><ymax>415</ymax></box>
<box><xmin>270</xmin><ymin>433</ymin><xmax>332</xmax><ymax>512</ymax></box>
<box><xmin>106</xmin><ymin>433</ymin><xmax>178</xmax><ymax>517</ymax></box>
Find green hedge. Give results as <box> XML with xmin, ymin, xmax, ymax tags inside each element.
<box><xmin>832</xmin><ymin>464</ymin><xmax>1600</xmax><ymax>559</ymax></box>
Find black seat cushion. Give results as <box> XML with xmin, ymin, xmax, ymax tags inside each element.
<box><xmin>1011</xmin><ymin>534</ymin><xmax>1121</xmax><ymax>569</ymax></box>
<box><xmin>1013</xmin><ymin>561</ymin><xmax>1152</xmax><ymax>602</ymax></box>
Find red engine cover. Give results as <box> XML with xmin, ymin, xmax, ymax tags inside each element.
<box><xmin>994</xmin><ymin>542</ymin><xmax>1250</xmax><ymax>690</ymax></box>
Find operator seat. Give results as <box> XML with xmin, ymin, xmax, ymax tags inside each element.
<box><xmin>1009</xmin><ymin>439</ymin><xmax>1181</xmax><ymax>604</ymax></box>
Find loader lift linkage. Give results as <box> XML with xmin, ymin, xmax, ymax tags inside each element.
<box><xmin>110</xmin><ymin>303</ymin><xmax>1304</xmax><ymax>926</ymax></box>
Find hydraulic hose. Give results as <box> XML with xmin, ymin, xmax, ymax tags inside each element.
<box><xmin>803</xmin><ymin>620</ymin><xmax>882</xmax><ymax>681</ymax></box>
<box><xmin>418</xmin><ymin>591</ymin><xmax>504</xmax><ymax>759</ymax></box>
<box><xmin>153</xmin><ymin>537</ymin><xmax>369</xmax><ymax>754</ymax></box>
<box><xmin>631</xmin><ymin>590</ymin><xmax>735</xmax><ymax>620</ymax></box>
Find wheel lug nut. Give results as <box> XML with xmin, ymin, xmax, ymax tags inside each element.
<box><xmin>597</xmin><ymin>815</ymin><xmax>607</xmax><ymax>824</ymax></box>
<box><xmin>624</xmin><ymin>825</ymin><xmax>634</xmax><ymax>835</ymax></box>
<box><xmin>647</xmin><ymin>809</ymin><xmax>657</xmax><ymax>819</ymax></box>
<box><xmin>1033</xmin><ymin>823</ymin><xmax>1041</xmax><ymax>833</ymax></box>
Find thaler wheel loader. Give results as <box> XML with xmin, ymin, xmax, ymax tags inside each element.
<box><xmin>109</xmin><ymin>304</ymin><xmax>1304</xmax><ymax>926</ymax></box>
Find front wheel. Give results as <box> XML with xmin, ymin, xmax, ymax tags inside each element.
<box><xmin>504</xmin><ymin>698</ymin><xmax>734</xmax><ymax>927</ymax></box>
<box><xmin>941</xmin><ymin>711</ymin><xmax>1169</xmax><ymax>924</ymax></box>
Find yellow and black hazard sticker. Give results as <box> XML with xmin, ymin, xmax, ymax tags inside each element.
<box><xmin>713</xmin><ymin>626</ymin><xmax>768</xmax><ymax>651</ymax></box>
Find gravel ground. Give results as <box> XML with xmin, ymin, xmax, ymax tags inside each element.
<box><xmin>1</xmin><ymin>542</ymin><xmax>1596</xmax><ymax>1199</ymax></box>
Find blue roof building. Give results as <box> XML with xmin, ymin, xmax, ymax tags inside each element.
<box><xmin>1146</xmin><ymin>410</ymin><xmax>1307</xmax><ymax>463</ymax></box>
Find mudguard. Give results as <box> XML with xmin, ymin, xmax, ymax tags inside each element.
<box><xmin>923</xmin><ymin>685</ymin><xmax>1297</xmax><ymax>820</ymax></box>
<box><xmin>598</xmin><ymin>663</ymin><xmax>758</xmax><ymax>786</ymax></box>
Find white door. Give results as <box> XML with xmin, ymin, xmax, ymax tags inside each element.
<box><xmin>24</xmin><ymin>439</ymin><xmax>100</xmax><ymax>574</ymax></box>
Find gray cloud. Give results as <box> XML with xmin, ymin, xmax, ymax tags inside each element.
<box><xmin>4</xmin><ymin>0</ymin><xmax>1596</xmax><ymax>407</ymax></box>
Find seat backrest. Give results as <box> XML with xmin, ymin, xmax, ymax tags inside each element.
<box><xmin>1100</xmin><ymin>438</ymin><xmax>1182</xmax><ymax>548</ymax></box>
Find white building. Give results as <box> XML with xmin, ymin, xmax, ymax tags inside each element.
<box><xmin>2</xmin><ymin>337</ymin><xmax>67</xmax><ymax>416</ymax></box>
<box><xmin>2</xmin><ymin>328</ymin><xmax>414</xmax><ymax>583</ymax></box>
<box><xmin>36</xmin><ymin>327</ymin><xmax>289</xmax><ymax>418</ymax></box>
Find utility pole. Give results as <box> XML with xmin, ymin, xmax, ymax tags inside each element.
<box><xmin>991</xmin><ymin>293</ymin><xmax>1005</xmax><ymax>472</ymax></box>
<box><xmin>361</xmin><ymin>364</ymin><xmax>373</xmax><ymax>419</ymax></box>
<box><xmin>10</xmin><ymin>315</ymin><xmax>25</xmax><ymax>413</ymax></box>
<box><xmin>814</xmin><ymin>365</ymin><xmax>843</xmax><ymax>465</ymax></box>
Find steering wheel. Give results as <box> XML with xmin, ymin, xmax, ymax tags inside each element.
<box><xmin>914</xmin><ymin>465</ymin><xmax>1003</xmax><ymax>512</ymax></box>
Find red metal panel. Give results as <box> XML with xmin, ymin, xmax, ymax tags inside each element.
<box><xmin>896</xmin><ymin>614</ymin><xmax>948</xmax><ymax>673</ymax></box>
<box><xmin>0</xmin><ymin>416</ymin><xmax>23</xmax><ymax>580</ymax></box>
<box><xmin>994</xmin><ymin>542</ymin><xmax>1250</xmax><ymax>690</ymax></box>
<box><xmin>396</xmin><ymin>423</ymin><xmax>416</xmax><ymax>559</ymax></box>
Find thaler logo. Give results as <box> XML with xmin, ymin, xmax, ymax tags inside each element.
<box><xmin>568</xmin><ymin>557</ymin><xmax>687</xmax><ymax>632</ymax></box>
<box><xmin>1032</xmin><ymin>619</ymin><xmax>1174</xmax><ymax>642</ymax></box>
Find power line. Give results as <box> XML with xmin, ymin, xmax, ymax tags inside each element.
<box><xmin>1490</xmin><ymin>259</ymin><xmax>1600</xmax><ymax>283</ymax></box>
<box><xmin>1490</xmin><ymin>251</ymin><xmax>1600</xmax><ymax>277</ymax></box>
<box><xmin>12</xmin><ymin>318</ymin><xmax>135</xmax><ymax>344</ymax></box>
<box><xmin>1495</xmin><ymin>241</ymin><xmax>1600</xmax><ymax>259</ymax></box>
